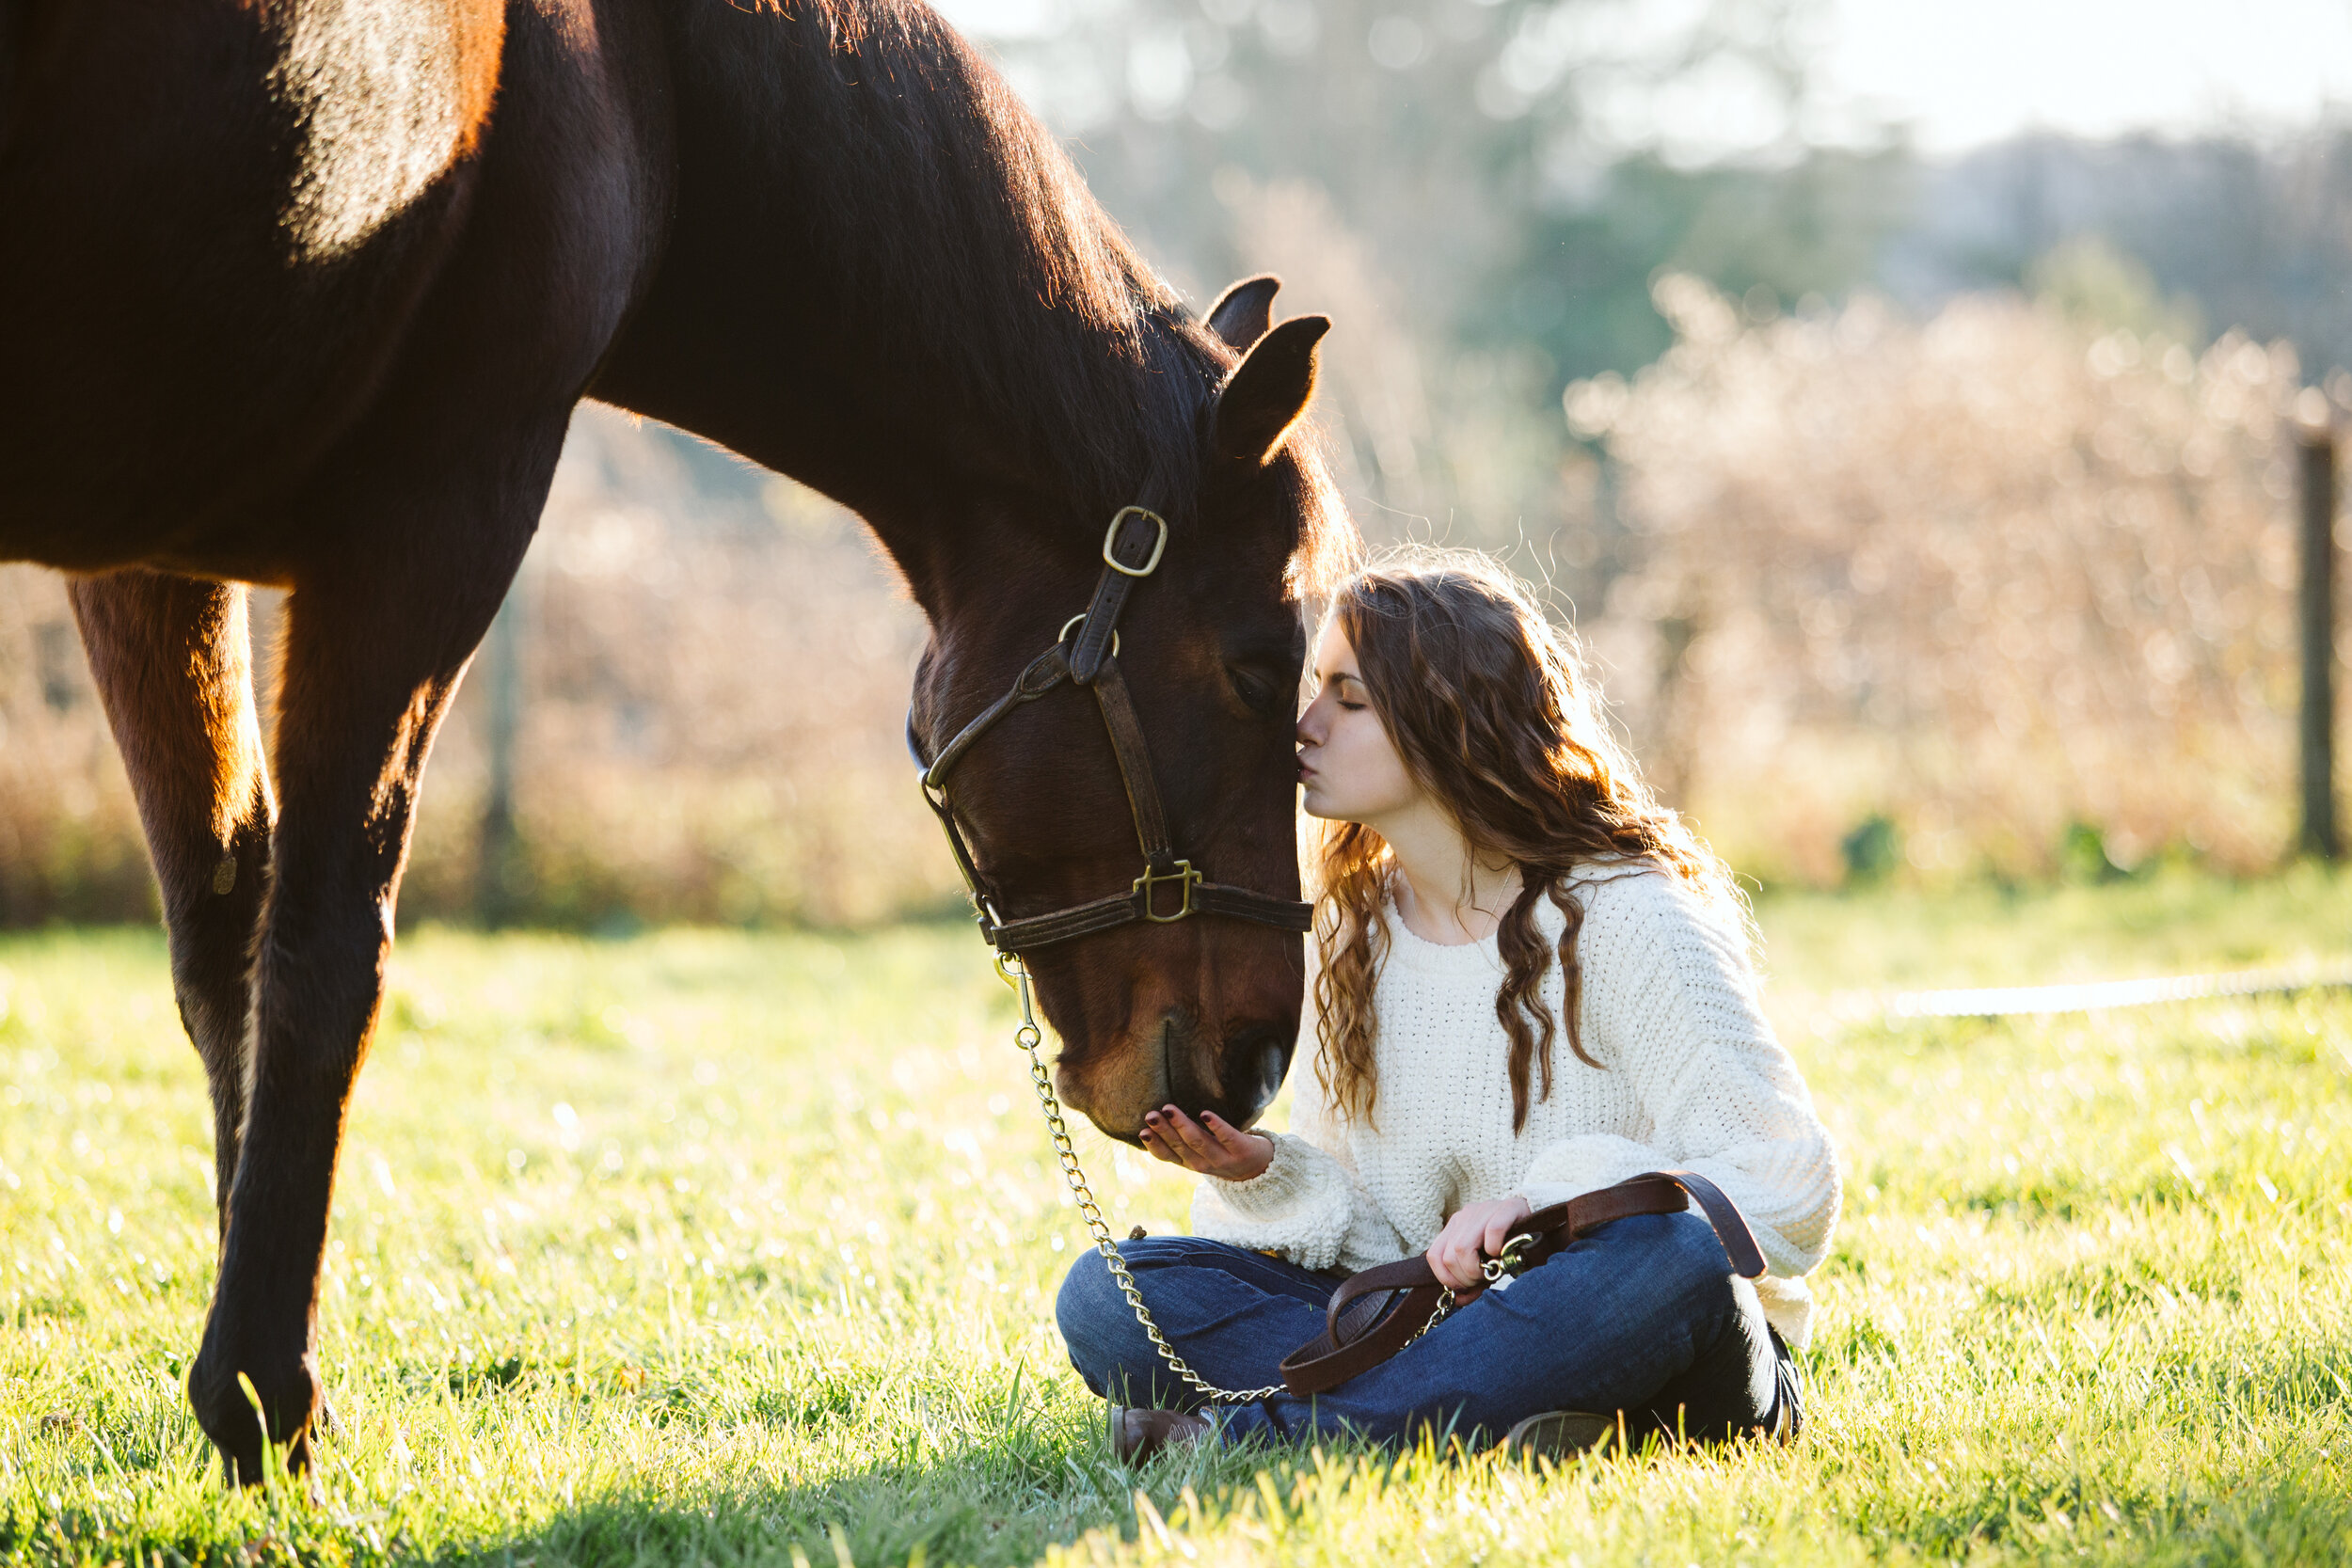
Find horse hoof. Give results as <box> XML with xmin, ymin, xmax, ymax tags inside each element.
<box><xmin>187</xmin><ymin>1348</ymin><xmax>321</xmax><ymax>1487</ymax></box>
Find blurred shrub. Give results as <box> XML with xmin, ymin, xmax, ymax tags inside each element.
<box><xmin>1577</xmin><ymin>276</ymin><xmax>2346</xmax><ymax>884</ymax></box>
<box><xmin>401</xmin><ymin>410</ymin><xmax>957</xmax><ymax>928</ymax></box>
<box><xmin>2060</xmin><ymin>820</ymin><xmax>2131</xmax><ymax>885</ymax></box>
<box><xmin>1839</xmin><ymin>814</ymin><xmax>1901</xmax><ymax>886</ymax></box>
<box><xmin>0</xmin><ymin>573</ymin><xmax>155</xmax><ymax>924</ymax></box>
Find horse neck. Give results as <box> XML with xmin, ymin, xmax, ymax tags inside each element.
<box><xmin>592</xmin><ymin>0</ymin><xmax>1216</xmax><ymax>592</ymax></box>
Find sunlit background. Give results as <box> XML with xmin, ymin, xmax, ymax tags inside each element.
<box><xmin>5</xmin><ymin>0</ymin><xmax>2347</xmax><ymax>924</ymax></box>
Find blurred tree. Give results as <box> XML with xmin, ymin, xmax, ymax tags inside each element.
<box><xmin>1883</xmin><ymin>130</ymin><xmax>2352</xmax><ymax>379</ymax></box>
<box><xmin>1010</xmin><ymin>0</ymin><xmax>1859</xmax><ymax>347</ymax></box>
<box><xmin>2026</xmin><ymin>233</ymin><xmax>2201</xmax><ymax>343</ymax></box>
<box><xmin>1486</xmin><ymin>144</ymin><xmax>1914</xmax><ymax>388</ymax></box>
<box><xmin>984</xmin><ymin>0</ymin><xmax>1914</xmax><ymax>594</ymax></box>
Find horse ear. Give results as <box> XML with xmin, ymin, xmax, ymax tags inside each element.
<box><xmin>1213</xmin><ymin>314</ymin><xmax>1330</xmax><ymax>466</ymax></box>
<box><xmin>1206</xmin><ymin>275</ymin><xmax>1281</xmax><ymax>352</ymax></box>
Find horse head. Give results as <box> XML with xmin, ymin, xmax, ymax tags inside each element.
<box><xmin>909</xmin><ymin>278</ymin><xmax>1347</xmax><ymax>1142</ymax></box>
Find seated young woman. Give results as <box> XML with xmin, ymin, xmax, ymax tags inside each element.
<box><xmin>1055</xmin><ymin>550</ymin><xmax>1841</xmax><ymax>1460</ymax></box>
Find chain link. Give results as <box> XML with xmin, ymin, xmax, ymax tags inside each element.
<box><xmin>997</xmin><ymin>953</ymin><xmax>1286</xmax><ymax>1404</ymax></box>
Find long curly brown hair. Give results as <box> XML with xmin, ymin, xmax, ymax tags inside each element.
<box><xmin>1311</xmin><ymin>550</ymin><xmax>1745</xmax><ymax>1132</ymax></box>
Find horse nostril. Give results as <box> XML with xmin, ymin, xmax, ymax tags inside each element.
<box><xmin>1221</xmin><ymin>1024</ymin><xmax>1295</xmax><ymax>1125</ymax></box>
<box><xmin>1258</xmin><ymin>1036</ymin><xmax>1294</xmax><ymax>1106</ymax></box>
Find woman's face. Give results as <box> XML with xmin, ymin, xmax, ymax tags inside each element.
<box><xmin>1296</xmin><ymin>618</ymin><xmax>1421</xmax><ymax>825</ymax></box>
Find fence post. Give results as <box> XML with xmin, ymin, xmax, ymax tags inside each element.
<box><xmin>477</xmin><ymin>586</ymin><xmax>525</xmax><ymax>923</ymax></box>
<box><xmin>2297</xmin><ymin>415</ymin><xmax>2340</xmax><ymax>861</ymax></box>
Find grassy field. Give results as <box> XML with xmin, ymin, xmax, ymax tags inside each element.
<box><xmin>4</xmin><ymin>865</ymin><xmax>2348</xmax><ymax>1566</ymax></box>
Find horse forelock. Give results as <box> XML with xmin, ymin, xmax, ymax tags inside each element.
<box><xmin>1279</xmin><ymin>436</ymin><xmax>1361</xmax><ymax>604</ymax></box>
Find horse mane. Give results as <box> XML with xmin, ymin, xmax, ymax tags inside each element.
<box><xmin>695</xmin><ymin>0</ymin><xmax>1224</xmax><ymax>521</ymax></box>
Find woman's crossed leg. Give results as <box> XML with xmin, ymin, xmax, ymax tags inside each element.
<box><xmin>1056</xmin><ymin>1212</ymin><xmax>1795</xmax><ymax>1450</ymax></box>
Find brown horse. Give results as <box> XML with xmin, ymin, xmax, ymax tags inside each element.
<box><xmin>0</xmin><ymin>0</ymin><xmax>1347</xmax><ymax>1481</ymax></box>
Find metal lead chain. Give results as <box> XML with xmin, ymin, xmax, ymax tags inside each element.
<box><xmin>997</xmin><ymin>953</ymin><xmax>1285</xmax><ymax>1404</ymax></box>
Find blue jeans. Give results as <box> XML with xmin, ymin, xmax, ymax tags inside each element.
<box><xmin>1056</xmin><ymin>1211</ymin><xmax>1799</xmax><ymax>1448</ymax></box>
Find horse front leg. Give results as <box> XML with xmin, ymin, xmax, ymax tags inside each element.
<box><xmin>184</xmin><ymin>454</ymin><xmax>548</xmax><ymax>1485</ymax></box>
<box><xmin>70</xmin><ymin>571</ymin><xmax>276</xmax><ymax>1238</ymax></box>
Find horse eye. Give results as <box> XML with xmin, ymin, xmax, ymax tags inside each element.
<box><xmin>1229</xmin><ymin>667</ymin><xmax>1281</xmax><ymax>716</ymax></box>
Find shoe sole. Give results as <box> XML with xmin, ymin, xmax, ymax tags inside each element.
<box><xmin>1503</xmin><ymin>1410</ymin><xmax>1617</xmax><ymax>1459</ymax></box>
<box><xmin>1108</xmin><ymin>1404</ymin><xmax>1211</xmax><ymax>1465</ymax></box>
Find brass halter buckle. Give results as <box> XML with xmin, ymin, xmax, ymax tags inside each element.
<box><xmin>1102</xmin><ymin>506</ymin><xmax>1168</xmax><ymax>578</ymax></box>
<box><xmin>1133</xmin><ymin>860</ymin><xmax>1201</xmax><ymax>922</ymax></box>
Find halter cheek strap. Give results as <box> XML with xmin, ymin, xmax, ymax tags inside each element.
<box><xmin>909</xmin><ymin>503</ymin><xmax>1312</xmax><ymax>953</ymax></box>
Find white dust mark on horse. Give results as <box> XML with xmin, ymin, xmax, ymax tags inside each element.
<box><xmin>272</xmin><ymin>0</ymin><xmax>473</xmax><ymax>262</ymax></box>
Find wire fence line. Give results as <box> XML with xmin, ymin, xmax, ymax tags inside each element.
<box><xmin>1862</xmin><ymin>959</ymin><xmax>2352</xmax><ymax>1022</ymax></box>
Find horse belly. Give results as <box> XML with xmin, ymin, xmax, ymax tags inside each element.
<box><xmin>0</xmin><ymin>0</ymin><xmax>504</xmax><ymax>569</ymax></box>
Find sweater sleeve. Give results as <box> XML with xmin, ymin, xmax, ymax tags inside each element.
<box><xmin>1514</xmin><ymin>874</ymin><xmax>1842</xmax><ymax>1289</ymax></box>
<box><xmin>1188</xmin><ymin>1066</ymin><xmax>1409</xmax><ymax>1273</ymax></box>
<box><xmin>1187</xmin><ymin>933</ymin><xmax>1409</xmax><ymax>1273</ymax></box>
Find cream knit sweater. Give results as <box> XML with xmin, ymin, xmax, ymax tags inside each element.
<box><xmin>1191</xmin><ymin>863</ymin><xmax>1841</xmax><ymax>1347</ymax></box>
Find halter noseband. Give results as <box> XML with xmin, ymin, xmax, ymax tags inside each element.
<box><xmin>908</xmin><ymin>503</ymin><xmax>1313</xmax><ymax>954</ymax></box>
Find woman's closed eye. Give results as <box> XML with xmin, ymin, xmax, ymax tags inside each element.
<box><xmin>1315</xmin><ymin>671</ymin><xmax>1369</xmax><ymax>711</ymax></box>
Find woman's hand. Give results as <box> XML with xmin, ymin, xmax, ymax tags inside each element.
<box><xmin>1139</xmin><ymin>1104</ymin><xmax>1276</xmax><ymax>1181</ymax></box>
<box><xmin>1425</xmin><ymin>1195</ymin><xmax>1534</xmax><ymax>1291</ymax></box>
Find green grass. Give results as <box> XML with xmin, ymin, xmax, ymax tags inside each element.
<box><xmin>4</xmin><ymin>868</ymin><xmax>2348</xmax><ymax>1566</ymax></box>
<box><xmin>1752</xmin><ymin>861</ymin><xmax>2352</xmax><ymax>994</ymax></box>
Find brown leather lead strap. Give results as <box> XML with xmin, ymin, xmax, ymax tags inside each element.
<box><xmin>1277</xmin><ymin>1170</ymin><xmax>1767</xmax><ymax>1396</ymax></box>
<box><xmin>1645</xmin><ymin>1168</ymin><xmax>1766</xmax><ymax>1278</ymax></box>
<box><xmin>1275</xmin><ymin>1259</ymin><xmax>1450</xmax><ymax>1395</ymax></box>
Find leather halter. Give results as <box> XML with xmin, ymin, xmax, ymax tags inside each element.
<box><xmin>908</xmin><ymin>504</ymin><xmax>1313</xmax><ymax>955</ymax></box>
